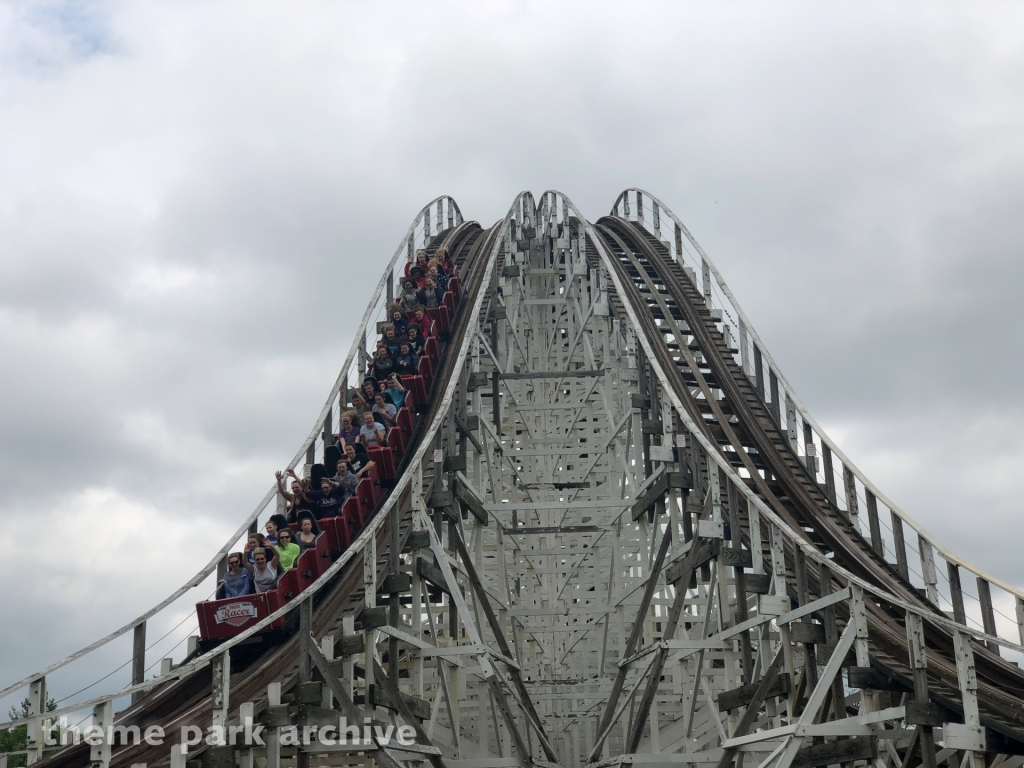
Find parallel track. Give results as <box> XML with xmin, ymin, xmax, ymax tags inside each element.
<box><xmin>593</xmin><ymin>216</ymin><xmax>1024</xmax><ymax>747</ymax></box>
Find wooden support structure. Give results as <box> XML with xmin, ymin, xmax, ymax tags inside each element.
<box><xmin>8</xmin><ymin>190</ymin><xmax>1024</xmax><ymax>768</ymax></box>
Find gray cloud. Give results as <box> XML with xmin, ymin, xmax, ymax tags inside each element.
<box><xmin>2</xmin><ymin>0</ymin><xmax>1024</xmax><ymax>709</ymax></box>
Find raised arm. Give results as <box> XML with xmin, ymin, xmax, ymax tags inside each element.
<box><xmin>275</xmin><ymin>471</ymin><xmax>289</xmax><ymax>498</ymax></box>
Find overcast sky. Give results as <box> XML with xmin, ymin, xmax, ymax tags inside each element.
<box><xmin>2</xmin><ymin>0</ymin><xmax>1024</xmax><ymax>712</ymax></box>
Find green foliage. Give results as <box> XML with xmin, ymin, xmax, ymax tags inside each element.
<box><xmin>1</xmin><ymin>697</ymin><xmax>58</xmax><ymax>768</ymax></box>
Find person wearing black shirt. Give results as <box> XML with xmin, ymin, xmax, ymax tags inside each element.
<box><xmin>343</xmin><ymin>442</ymin><xmax>374</xmax><ymax>477</ymax></box>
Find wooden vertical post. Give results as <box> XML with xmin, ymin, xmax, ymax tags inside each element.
<box><xmin>818</xmin><ymin>562</ymin><xmax>846</xmax><ymax>721</ymax></box>
<box><xmin>265</xmin><ymin>682</ymin><xmax>281</xmax><ymax>768</ymax></box>
<box><xmin>323</xmin><ymin>411</ymin><xmax>333</xmax><ymax>448</ymax></box>
<box><xmin>363</xmin><ymin>537</ymin><xmax>376</xmax><ymax>717</ymax></box>
<box><xmin>843</xmin><ymin>466</ymin><xmax>859</xmax><ymax>529</ymax></box>
<box><xmin>728</xmin><ymin>482</ymin><xmax>752</xmax><ymax>684</ymax></box>
<box><xmin>768</xmin><ymin>369</ymin><xmax>781</xmax><ymax>426</ymax></box>
<box><xmin>890</xmin><ymin>511</ymin><xmax>910</xmax><ymax>581</ymax></box>
<box><xmin>976</xmin><ymin>578</ymin><xmax>1000</xmax><ymax>655</ymax></box>
<box><xmin>26</xmin><ymin>677</ymin><xmax>46</xmax><ymax>765</ymax></box>
<box><xmin>321</xmin><ymin>635</ymin><xmax>335</xmax><ymax>708</ymax></box>
<box><xmin>822</xmin><ymin>444</ymin><xmax>837</xmax><ymax>503</ymax></box>
<box><xmin>851</xmin><ymin>585</ymin><xmax>875</xmax><ymax>714</ymax></box>
<box><xmin>754</xmin><ymin>344</ymin><xmax>765</xmax><ymax>404</ymax></box>
<box><xmin>785</xmin><ymin>393</ymin><xmax>799</xmax><ymax>453</ymax></box>
<box><xmin>803</xmin><ymin>422</ymin><xmax>816</xmax><ymax>477</ymax></box>
<box><xmin>238</xmin><ymin>702</ymin><xmax>255</xmax><ymax>768</ymax></box>
<box><xmin>299</xmin><ymin>599</ymin><xmax>312</xmax><ymax>683</ymax></box>
<box><xmin>342</xmin><ymin>616</ymin><xmax>355</xmax><ymax>700</ymax></box>
<box><xmin>211</xmin><ymin>651</ymin><xmax>230</xmax><ymax>733</ymax></box>
<box><xmin>390</xmin><ymin>489</ymin><xmax>401</xmax><ymax>684</ymax></box>
<box><xmin>739</xmin><ymin>320</ymin><xmax>750</xmax><ymax>377</ymax></box>
<box><xmin>1016</xmin><ymin>597</ymin><xmax>1024</xmax><ymax>647</ymax></box>
<box><xmin>701</xmin><ymin>259</ymin><xmax>712</xmax><ymax>306</ymax></box>
<box><xmin>906</xmin><ymin>612</ymin><xmax>937</xmax><ymax>768</ymax></box>
<box><xmin>131</xmin><ymin>622</ymin><xmax>146</xmax><ymax>705</ymax></box>
<box><xmin>948</xmin><ymin>563</ymin><xmax>967</xmax><ymax>625</ymax></box>
<box><xmin>919</xmin><ymin>536</ymin><xmax>939</xmax><ymax>606</ymax></box>
<box><xmin>865</xmin><ymin>490</ymin><xmax>883</xmax><ymax>557</ymax></box>
<box><xmin>90</xmin><ymin>701</ymin><xmax>112</xmax><ymax>768</ymax></box>
<box><xmin>953</xmin><ymin>631</ymin><xmax>986</xmax><ymax>768</ymax></box>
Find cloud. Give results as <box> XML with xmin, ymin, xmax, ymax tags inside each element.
<box><xmin>1</xmin><ymin>0</ymin><xmax>1024</xmax><ymax>712</ymax></box>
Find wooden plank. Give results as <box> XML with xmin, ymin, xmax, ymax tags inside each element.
<box><xmin>428</xmin><ymin>490</ymin><xmax>455</xmax><ymax>510</ymax></box>
<box><xmin>416</xmin><ymin>559</ymin><xmax>453</xmax><ymax>596</ymax></box>
<box><xmin>452</xmin><ymin>476</ymin><xmax>488</xmax><ymax>526</ymax></box>
<box><xmin>905</xmin><ymin>701</ymin><xmax>949</xmax><ymax>727</ymax></box>
<box><xmin>379</xmin><ymin>574</ymin><xmax>412</xmax><ymax>594</ymax></box>
<box><xmin>717</xmin><ymin>673</ymin><xmax>791</xmax><ymax>712</ymax></box>
<box><xmin>790</xmin><ymin>622</ymin><xmax>827</xmax><ymax>645</ymax></box>
<box><xmin>632</xmin><ymin>471</ymin><xmax>693</xmax><ymax>521</ymax></box>
<box><xmin>402</xmin><ymin>530</ymin><xmax>431</xmax><ymax>552</ymax></box>
<box><xmin>369</xmin><ymin>683</ymin><xmax>432</xmax><ymax>721</ymax></box>
<box><xmin>847</xmin><ymin>666</ymin><xmax>912</xmax><ymax>693</ymax></box>
<box><xmin>355</xmin><ymin>607</ymin><xmax>387</xmax><ymax>630</ymax></box>
<box><xmin>720</xmin><ymin>547</ymin><xmax>752</xmax><ymax>569</ymax></box>
<box><xmin>443</xmin><ymin>455</ymin><xmax>467</xmax><ymax>473</ymax></box>
<box><xmin>505</xmin><ymin>525</ymin><xmax>602</xmax><ymax>535</ymax></box>
<box><xmin>498</xmin><ymin>370</ymin><xmax>604</xmax><ymax>379</ymax></box>
<box><xmin>666</xmin><ymin>540</ymin><xmax>719</xmax><ymax>583</ymax></box>
<box><xmin>744</xmin><ymin>574</ymin><xmax>772</xmax><ymax>595</ymax></box>
<box><xmin>792</xmin><ymin>737</ymin><xmax>876</xmax><ymax>768</ymax></box>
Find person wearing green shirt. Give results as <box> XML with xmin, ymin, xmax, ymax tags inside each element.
<box><xmin>274</xmin><ymin>528</ymin><xmax>301</xmax><ymax>571</ymax></box>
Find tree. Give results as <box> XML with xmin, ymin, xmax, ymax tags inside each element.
<box><xmin>0</xmin><ymin>697</ymin><xmax>58</xmax><ymax>768</ymax></box>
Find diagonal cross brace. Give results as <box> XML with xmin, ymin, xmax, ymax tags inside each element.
<box><xmin>714</xmin><ymin>647</ymin><xmax>786</xmax><ymax>768</ymax></box>
<box><xmin>625</xmin><ymin>528</ymin><xmax>710</xmax><ymax>753</ymax></box>
<box><xmin>447</xmin><ymin>524</ymin><xmax>559</xmax><ymax>763</ymax></box>
<box><xmin>588</xmin><ymin>526</ymin><xmax>676</xmax><ymax>762</ymax></box>
<box><xmin>371</xmin><ymin>658</ymin><xmax>448</xmax><ymax>768</ymax></box>
<box><xmin>307</xmin><ymin>640</ymin><xmax>413</xmax><ymax>768</ymax></box>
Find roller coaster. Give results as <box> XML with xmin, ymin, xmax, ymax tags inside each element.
<box><xmin>4</xmin><ymin>190</ymin><xmax>1024</xmax><ymax>768</ymax></box>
